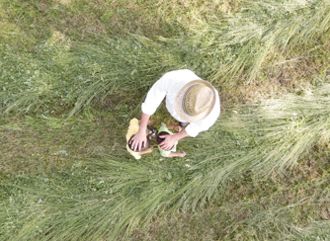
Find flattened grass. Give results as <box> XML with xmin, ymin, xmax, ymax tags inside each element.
<box><xmin>1</xmin><ymin>80</ymin><xmax>329</xmax><ymax>240</ymax></box>
<box><xmin>1</xmin><ymin>0</ymin><xmax>329</xmax><ymax>116</ymax></box>
<box><xmin>0</xmin><ymin>0</ymin><xmax>330</xmax><ymax>240</ymax></box>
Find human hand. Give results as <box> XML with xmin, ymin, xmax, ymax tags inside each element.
<box><xmin>129</xmin><ymin>130</ymin><xmax>147</xmax><ymax>152</ymax></box>
<box><xmin>159</xmin><ymin>134</ymin><xmax>178</xmax><ymax>151</ymax></box>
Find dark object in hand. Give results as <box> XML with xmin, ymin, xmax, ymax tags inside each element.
<box><xmin>156</xmin><ymin>131</ymin><xmax>174</xmax><ymax>150</ymax></box>
<box><xmin>128</xmin><ymin>134</ymin><xmax>150</xmax><ymax>151</ymax></box>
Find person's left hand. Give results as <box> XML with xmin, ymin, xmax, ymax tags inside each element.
<box><xmin>159</xmin><ymin>134</ymin><xmax>178</xmax><ymax>151</ymax></box>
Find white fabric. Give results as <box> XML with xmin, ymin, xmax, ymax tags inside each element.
<box><xmin>141</xmin><ymin>69</ymin><xmax>221</xmax><ymax>137</ymax></box>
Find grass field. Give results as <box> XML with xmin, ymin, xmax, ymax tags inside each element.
<box><xmin>0</xmin><ymin>0</ymin><xmax>329</xmax><ymax>240</ymax></box>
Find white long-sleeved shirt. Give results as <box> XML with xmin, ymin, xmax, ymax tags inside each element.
<box><xmin>141</xmin><ymin>69</ymin><xmax>221</xmax><ymax>137</ymax></box>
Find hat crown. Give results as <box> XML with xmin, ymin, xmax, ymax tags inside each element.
<box><xmin>183</xmin><ymin>83</ymin><xmax>215</xmax><ymax>116</ymax></box>
<box><xmin>175</xmin><ymin>79</ymin><xmax>217</xmax><ymax>122</ymax></box>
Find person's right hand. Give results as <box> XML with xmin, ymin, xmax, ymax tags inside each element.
<box><xmin>129</xmin><ymin>130</ymin><xmax>147</xmax><ymax>152</ymax></box>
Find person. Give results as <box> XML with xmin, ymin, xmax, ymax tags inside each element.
<box><xmin>129</xmin><ymin>69</ymin><xmax>221</xmax><ymax>152</ymax></box>
<box><xmin>156</xmin><ymin>122</ymin><xmax>186</xmax><ymax>158</ymax></box>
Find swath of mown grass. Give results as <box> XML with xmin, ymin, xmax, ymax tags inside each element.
<box><xmin>1</xmin><ymin>80</ymin><xmax>329</xmax><ymax>241</ymax></box>
<box><xmin>177</xmin><ymin>0</ymin><xmax>330</xmax><ymax>85</ymax></box>
<box><xmin>66</xmin><ymin>36</ymin><xmax>183</xmax><ymax>117</ymax></box>
<box><xmin>0</xmin><ymin>33</ymin><xmax>183</xmax><ymax>116</ymax></box>
<box><xmin>126</xmin><ymin>146</ymin><xmax>329</xmax><ymax>241</ymax></box>
<box><xmin>1</xmin><ymin>0</ymin><xmax>329</xmax><ymax>116</ymax></box>
<box><xmin>1</xmin><ymin>0</ymin><xmax>330</xmax><ymax>240</ymax></box>
<box><xmin>183</xmin><ymin>81</ymin><xmax>330</xmax><ymax>208</ymax></box>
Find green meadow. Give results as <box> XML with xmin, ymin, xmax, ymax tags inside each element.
<box><xmin>0</xmin><ymin>0</ymin><xmax>329</xmax><ymax>240</ymax></box>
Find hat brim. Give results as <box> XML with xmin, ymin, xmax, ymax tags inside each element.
<box><xmin>174</xmin><ymin>80</ymin><xmax>217</xmax><ymax>122</ymax></box>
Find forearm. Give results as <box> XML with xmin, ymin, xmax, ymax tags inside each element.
<box><xmin>173</xmin><ymin>128</ymin><xmax>189</xmax><ymax>141</ymax></box>
<box><xmin>138</xmin><ymin>112</ymin><xmax>150</xmax><ymax>132</ymax></box>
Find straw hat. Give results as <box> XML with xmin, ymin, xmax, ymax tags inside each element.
<box><xmin>175</xmin><ymin>80</ymin><xmax>217</xmax><ymax>122</ymax></box>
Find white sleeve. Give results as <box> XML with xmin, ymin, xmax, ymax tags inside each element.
<box><xmin>185</xmin><ymin>123</ymin><xmax>202</xmax><ymax>137</ymax></box>
<box><xmin>141</xmin><ymin>73</ymin><xmax>169</xmax><ymax>116</ymax></box>
<box><xmin>185</xmin><ymin>115</ymin><xmax>219</xmax><ymax>137</ymax></box>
